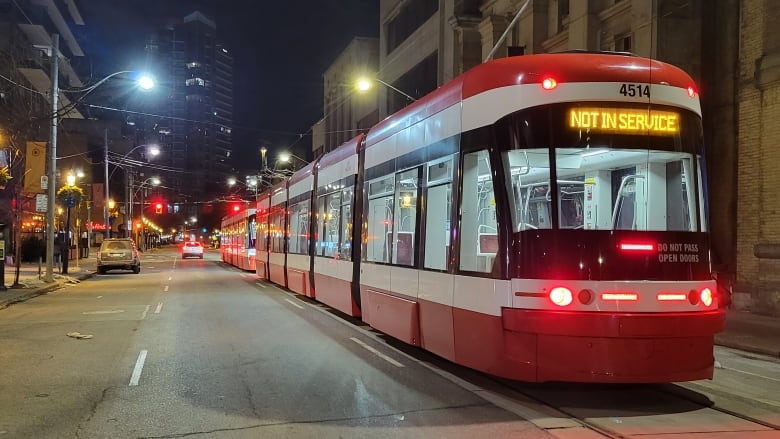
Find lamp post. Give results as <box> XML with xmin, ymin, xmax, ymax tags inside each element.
<box><xmin>43</xmin><ymin>32</ymin><xmax>154</xmax><ymax>282</ymax></box>
<box><xmin>356</xmin><ymin>77</ymin><xmax>417</xmax><ymax>102</ymax></box>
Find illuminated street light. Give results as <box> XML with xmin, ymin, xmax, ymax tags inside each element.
<box><xmin>44</xmin><ymin>32</ymin><xmax>154</xmax><ymax>282</ymax></box>
<box><xmin>355</xmin><ymin>76</ymin><xmax>416</xmax><ymax>102</ymax></box>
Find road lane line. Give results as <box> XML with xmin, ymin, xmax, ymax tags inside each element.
<box><xmin>285</xmin><ymin>298</ymin><xmax>304</xmax><ymax>309</ymax></box>
<box><xmin>255</xmin><ymin>282</ymin><xmax>267</xmax><ymax>289</ymax></box>
<box><xmin>141</xmin><ymin>305</ymin><xmax>150</xmax><ymax>320</ymax></box>
<box><xmin>154</xmin><ymin>302</ymin><xmax>163</xmax><ymax>314</ymax></box>
<box><xmin>164</xmin><ymin>285</ymin><xmax>169</xmax><ymax>292</ymax></box>
<box><xmin>350</xmin><ymin>337</ymin><xmax>404</xmax><ymax>367</ymax></box>
<box><xmin>168</xmin><ymin>276</ymin><xmax>172</xmax><ymax>281</ymax></box>
<box><xmin>129</xmin><ymin>350</ymin><xmax>148</xmax><ymax>386</ymax></box>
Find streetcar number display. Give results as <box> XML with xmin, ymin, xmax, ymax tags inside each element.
<box><xmin>619</xmin><ymin>83</ymin><xmax>650</xmax><ymax>98</ymax></box>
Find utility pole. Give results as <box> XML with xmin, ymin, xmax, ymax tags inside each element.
<box><xmin>104</xmin><ymin>128</ymin><xmax>109</xmax><ymax>239</ymax></box>
<box><xmin>43</xmin><ymin>34</ymin><xmax>59</xmax><ymax>283</ymax></box>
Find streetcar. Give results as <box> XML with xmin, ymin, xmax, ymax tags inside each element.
<box><xmin>236</xmin><ymin>51</ymin><xmax>725</xmax><ymax>383</ymax></box>
<box><xmin>220</xmin><ymin>206</ymin><xmax>257</xmax><ymax>271</ymax></box>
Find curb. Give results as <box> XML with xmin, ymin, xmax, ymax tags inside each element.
<box><xmin>715</xmin><ymin>338</ymin><xmax>780</xmax><ymax>358</ymax></box>
<box><xmin>0</xmin><ymin>271</ymin><xmax>95</xmax><ymax>310</ymax></box>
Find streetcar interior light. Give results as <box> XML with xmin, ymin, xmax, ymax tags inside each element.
<box><xmin>700</xmin><ymin>287</ymin><xmax>714</xmax><ymax>307</ymax></box>
<box><xmin>620</xmin><ymin>242</ymin><xmax>655</xmax><ymax>252</ymax></box>
<box><xmin>687</xmin><ymin>85</ymin><xmax>697</xmax><ymax>98</ymax></box>
<box><xmin>550</xmin><ymin>287</ymin><xmax>573</xmax><ymax>306</ymax></box>
<box><xmin>541</xmin><ymin>77</ymin><xmax>558</xmax><ymax>90</ymax></box>
<box><xmin>601</xmin><ymin>292</ymin><xmax>639</xmax><ymax>301</ymax></box>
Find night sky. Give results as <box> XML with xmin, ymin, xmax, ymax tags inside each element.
<box><xmin>75</xmin><ymin>0</ymin><xmax>380</xmax><ymax>172</ymax></box>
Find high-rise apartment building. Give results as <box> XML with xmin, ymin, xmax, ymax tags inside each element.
<box><xmin>144</xmin><ymin>11</ymin><xmax>234</xmax><ymax>209</ymax></box>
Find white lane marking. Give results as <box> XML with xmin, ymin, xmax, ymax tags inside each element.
<box><xmin>97</xmin><ymin>296</ymin><xmax>103</xmax><ymax>299</ymax></box>
<box><xmin>350</xmin><ymin>337</ymin><xmax>404</xmax><ymax>368</ymax></box>
<box><xmin>141</xmin><ymin>305</ymin><xmax>150</xmax><ymax>320</ymax></box>
<box><xmin>255</xmin><ymin>282</ymin><xmax>267</xmax><ymax>289</ymax></box>
<box><xmin>168</xmin><ymin>276</ymin><xmax>172</xmax><ymax>281</ymax></box>
<box><xmin>285</xmin><ymin>298</ymin><xmax>304</xmax><ymax>309</ymax></box>
<box><xmin>129</xmin><ymin>350</ymin><xmax>148</xmax><ymax>386</ymax></box>
<box><xmin>154</xmin><ymin>302</ymin><xmax>163</xmax><ymax>314</ymax></box>
<box><xmin>163</xmin><ymin>285</ymin><xmax>169</xmax><ymax>292</ymax></box>
<box><xmin>82</xmin><ymin>310</ymin><xmax>125</xmax><ymax>315</ymax></box>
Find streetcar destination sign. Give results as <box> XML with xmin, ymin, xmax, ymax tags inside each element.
<box><xmin>569</xmin><ymin>108</ymin><xmax>680</xmax><ymax>134</ymax></box>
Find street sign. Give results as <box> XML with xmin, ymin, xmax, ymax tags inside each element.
<box><xmin>35</xmin><ymin>194</ymin><xmax>47</xmax><ymax>212</ymax></box>
<box><xmin>41</xmin><ymin>175</ymin><xmax>48</xmax><ymax>190</ymax></box>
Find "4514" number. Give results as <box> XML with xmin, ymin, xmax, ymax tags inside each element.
<box><xmin>619</xmin><ymin>83</ymin><xmax>650</xmax><ymax>98</ymax></box>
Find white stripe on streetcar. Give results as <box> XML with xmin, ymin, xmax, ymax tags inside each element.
<box><xmin>285</xmin><ymin>299</ymin><xmax>304</xmax><ymax>309</ymax></box>
<box><xmin>154</xmin><ymin>302</ymin><xmax>163</xmax><ymax>314</ymax></box>
<box><xmin>350</xmin><ymin>337</ymin><xmax>404</xmax><ymax>367</ymax></box>
<box><xmin>129</xmin><ymin>350</ymin><xmax>148</xmax><ymax>386</ymax></box>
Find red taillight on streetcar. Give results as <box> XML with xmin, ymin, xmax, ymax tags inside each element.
<box><xmin>541</xmin><ymin>77</ymin><xmax>558</xmax><ymax>90</ymax></box>
<box><xmin>657</xmin><ymin>292</ymin><xmax>688</xmax><ymax>301</ymax></box>
<box><xmin>549</xmin><ymin>287</ymin><xmax>573</xmax><ymax>306</ymax></box>
<box><xmin>687</xmin><ymin>85</ymin><xmax>697</xmax><ymax>98</ymax></box>
<box><xmin>601</xmin><ymin>292</ymin><xmax>639</xmax><ymax>301</ymax></box>
<box><xmin>619</xmin><ymin>242</ymin><xmax>656</xmax><ymax>252</ymax></box>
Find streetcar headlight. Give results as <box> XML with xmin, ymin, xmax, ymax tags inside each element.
<box><xmin>700</xmin><ymin>287</ymin><xmax>714</xmax><ymax>307</ymax></box>
<box><xmin>550</xmin><ymin>287</ymin><xmax>573</xmax><ymax>306</ymax></box>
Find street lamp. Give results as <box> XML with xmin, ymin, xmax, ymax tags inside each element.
<box><xmin>356</xmin><ymin>76</ymin><xmax>416</xmax><ymax>102</ymax></box>
<box><xmin>113</xmin><ymin>144</ymin><xmax>160</xmax><ymax>228</ymax></box>
<box><xmin>44</xmin><ymin>33</ymin><xmax>154</xmax><ymax>282</ymax></box>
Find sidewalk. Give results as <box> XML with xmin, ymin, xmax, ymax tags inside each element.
<box><xmin>0</xmin><ymin>256</ymin><xmax>96</xmax><ymax>309</ymax></box>
<box><xmin>0</xmin><ymin>257</ymin><xmax>777</xmax><ymax>359</ymax></box>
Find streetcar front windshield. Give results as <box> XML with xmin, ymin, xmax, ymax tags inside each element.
<box><xmin>502</xmin><ymin>105</ymin><xmax>707</xmax><ymax>233</ymax></box>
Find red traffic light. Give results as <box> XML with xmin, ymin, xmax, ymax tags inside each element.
<box><xmin>155</xmin><ymin>203</ymin><xmax>163</xmax><ymax>214</ymax></box>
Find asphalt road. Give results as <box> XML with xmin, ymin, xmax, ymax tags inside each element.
<box><xmin>0</xmin><ymin>248</ymin><xmax>544</xmax><ymax>439</ymax></box>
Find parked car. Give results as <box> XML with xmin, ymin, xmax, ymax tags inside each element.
<box><xmin>181</xmin><ymin>241</ymin><xmax>204</xmax><ymax>259</ymax></box>
<box><xmin>97</xmin><ymin>238</ymin><xmax>141</xmax><ymax>274</ymax></box>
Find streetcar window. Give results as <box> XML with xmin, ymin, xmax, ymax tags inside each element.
<box><xmin>256</xmin><ymin>203</ymin><xmax>269</xmax><ymax>253</ymax></box>
<box><xmin>424</xmin><ymin>182</ymin><xmax>451</xmax><ymax>270</ymax></box>
<box><xmin>460</xmin><ymin>150</ymin><xmax>497</xmax><ymax>273</ymax></box>
<box><xmin>365</xmin><ymin>174</ymin><xmax>395</xmax><ymax>263</ymax></box>
<box><xmin>392</xmin><ymin>168</ymin><xmax>419</xmax><ymax>266</ymax></box>
<box><xmin>424</xmin><ymin>155</ymin><xmax>454</xmax><ymax>271</ymax></box>
<box><xmin>340</xmin><ymin>187</ymin><xmax>353</xmax><ymax>261</ymax></box>
<box><xmin>288</xmin><ymin>201</ymin><xmax>309</xmax><ymax>255</ymax></box>
<box><xmin>504</xmin><ymin>149</ymin><xmax>553</xmax><ymax>232</ymax></box>
<box><xmin>322</xmin><ymin>192</ymin><xmax>341</xmax><ymax>257</ymax></box>
<box><xmin>554</xmin><ymin>148</ymin><xmax>699</xmax><ymax>231</ymax></box>
<box><xmin>270</xmin><ymin>207</ymin><xmax>285</xmax><ymax>253</ymax></box>
<box><xmin>248</xmin><ymin>215</ymin><xmax>257</xmax><ymax>250</ymax></box>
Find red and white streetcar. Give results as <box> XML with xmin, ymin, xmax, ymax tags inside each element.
<box><xmin>228</xmin><ymin>51</ymin><xmax>724</xmax><ymax>383</ymax></box>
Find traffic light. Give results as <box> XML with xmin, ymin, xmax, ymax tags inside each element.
<box><xmin>155</xmin><ymin>203</ymin><xmax>163</xmax><ymax>214</ymax></box>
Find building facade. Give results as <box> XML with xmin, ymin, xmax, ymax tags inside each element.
<box><xmin>144</xmin><ymin>11</ymin><xmax>234</xmax><ymax>211</ymax></box>
<box><xmin>736</xmin><ymin>0</ymin><xmax>780</xmax><ymax>315</ymax></box>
